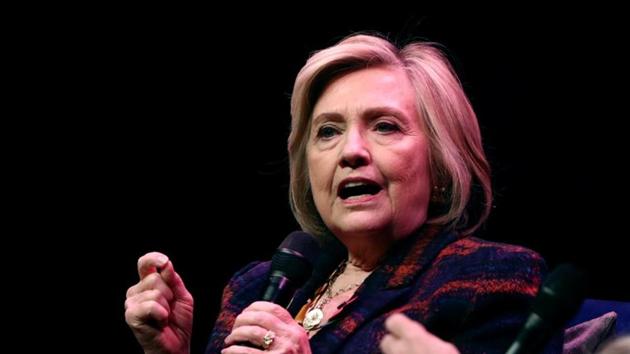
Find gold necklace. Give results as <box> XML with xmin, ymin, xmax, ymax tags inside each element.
<box><xmin>302</xmin><ymin>262</ymin><xmax>360</xmax><ymax>331</ymax></box>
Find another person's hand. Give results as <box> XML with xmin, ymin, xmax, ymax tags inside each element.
<box><xmin>223</xmin><ymin>301</ymin><xmax>311</xmax><ymax>354</ymax></box>
<box><xmin>125</xmin><ymin>252</ymin><xmax>194</xmax><ymax>354</ymax></box>
<box><xmin>380</xmin><ymin>313</ymin><xmax>460</xmax><ymax>354</ymax></box>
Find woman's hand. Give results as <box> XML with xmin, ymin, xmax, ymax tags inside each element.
<box><xmin>125</xmin><ymin>252</ymin><xmax>194</xmax><ymax>354</ymax></box>
<box><xmin>223</xmin><ymin>301</ymin><xmax>311</xmax><ymax>354</ymax></box>
<box><xmin>380</xmin><ymin>313</ymin><xmax>459</xmax><ymax>354</ymax></box>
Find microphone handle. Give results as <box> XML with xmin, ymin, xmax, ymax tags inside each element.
<box><xmin>232</xmin><ymin>275</ymin><xmax>292</xmax><ymax>350</ymax></box>
<box><xmin>505</xmin><ymin>313</ymin><xmax>551</xmax><ymax>354</ymax></box>
<box><xmin>262</xmin><ymin>275</ymin><xmax>291</xmax><ymax>304</ymax></box>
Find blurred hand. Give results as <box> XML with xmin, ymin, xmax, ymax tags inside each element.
<box><xmin>380</xmin><ymin>313</ymin><xmax>459</xmax><ymax>354</ymax></box>
<box><xmin>125</xmin><ymin>252</ymin><xmax>194</xmax><ymax>354</ymax></box>
<box><xmin>223</xmin><ymin>301</ymin><xmax>311</xmax><ymax>354</ymax></box>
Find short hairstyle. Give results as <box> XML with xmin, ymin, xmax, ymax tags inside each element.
<box><xmin>288</xmin><ymin>33</ymin><xmax>492</xmax><ymax>239</ymax></box>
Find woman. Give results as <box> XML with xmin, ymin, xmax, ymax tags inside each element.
<box><xmin>125</xmin><ymin>34</ymin><xmax>561</xmax><ymax>354</ymax></box>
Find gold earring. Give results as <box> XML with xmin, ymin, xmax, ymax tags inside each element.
<box><xmin>431</xmin><ymin>185</ymin><xmax>447</xmax><ymax>204</ymax></box>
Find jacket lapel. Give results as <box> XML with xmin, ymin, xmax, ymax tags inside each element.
<box><xmin>309</xmin><ymin>285</ymin><xmax>411</xmax><ymax>353</ymax></box>
<box><xmin>309</xmin><ymin>226</ymin><xmax>463</xmax><ymax>354</ymax></box>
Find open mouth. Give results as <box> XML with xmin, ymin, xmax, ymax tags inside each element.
<box><xmin>338</xmin><ymin>181</ymin><xmax>383</xmax><ymax>200</ymax></box>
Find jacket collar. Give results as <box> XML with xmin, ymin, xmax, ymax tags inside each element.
<box><xmin>309</xmin><ymin>225</ymin><xmax>463</xmax><ymax>353</ymax></box>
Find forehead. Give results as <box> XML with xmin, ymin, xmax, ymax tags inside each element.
<box><xmin>312</xmin><ymin>66</ymin><xmax>418</xmax><ymax>119</ymax></box>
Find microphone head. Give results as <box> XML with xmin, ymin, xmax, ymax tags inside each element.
<box><xmin>270</xmin><ymin>231</ymin><xmax>320</xmax><ymax>285</ymax></box>
<box><xmin>277</xmin><ymin>231</ymin><xmax>321</xmax><ymax>263</ymax></box>
<box><xmin>533</xmin><ymin>263</ymin><xmax>586</xmax><ymax>327</ymax></box>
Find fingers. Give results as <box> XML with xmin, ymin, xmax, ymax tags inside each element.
<box><xmin>137</xmin><ymin>252</ymin><xmax>169</xmax><ymax>279</ymax></box>
<box><xmin>225</xmin><ymin>304</ymin><xmax>309</xmax><ymax>354</ymax></box>
<box><xmin>385</xmin><ymin>313</ymin><xmax>426</xmax><ymax>338</ymax></box>
<box><xmin>125</xmin><ymin>251</ymin><xmax>195</xmax><ymax>354</ymax></box>
<box><xmin>232</xmin><ymin>301</ymin><xmax>299</xmax><ymax>330</ymax></box>
<box><xmin>223</xmin><ymin>325</ymin><xmax>268</xmax><ymax>347</ymax></box>
<box><xmin>125</xmin><ymin>289</ymin><xmax>171</xmax><ymax>314</ymax></box>
<box><xmin>381</xmin><ymin>313</ymin><xmax>460</xmax><ymax>354</ymax></box>
<box><xmin>125</xmin><ymin>252</ymin><xmax>181</xmax><ymax>330</ymax></box>
<box><xmin>380</xmin><ymin>333</ymin><xmax>403</xmax><ymax>354</ymax></box>
<box><xmin>233</xmin><ymin>309</ymin><xmax>281</xmax><ymax>330</ymax></box>
<box><xmin>125</xmin><ymin>297</ymin><xmax>170</xmax><ymax>328</ymax></box>
<box><xmin>125</xmin><ymin>275</ymin><xmax>174</xmax><ymax>329</ymax></box>
<box><xmin>127</xmin><ymin>252</ymin><xmax>192</xmax><ymax>310</ymax></box>
<box><xmin>126</xmin><ymin>272</ymin><xmax>175</xmax><ymax>301</ymax></box>
<box><xmin>221</xmin><ymin>344</ymin><xmax>262</xmax><ymax>354</ymax></box>
<box><xmin>242</xmin><ymin>301</ymin><xmax>294</xmax><ymax>323</ymax></box>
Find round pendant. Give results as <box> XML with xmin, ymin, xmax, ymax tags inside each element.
<box><xmin>303</xmin><ymin>308</ymin><xmax>324</xmax><ymax>330</ymax></box>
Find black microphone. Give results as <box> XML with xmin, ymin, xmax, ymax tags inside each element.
<box><xmin>505</xmin><ymin>264</ymin><xmax>586</xmax><ymax>354</ymax></box>
<box><xmin>235</xmin><ymin>232</ymin><xmax>320</xmax><ymax>350</ymax></box>
<box><xmin>262</xmin><ymin>231</ymin><xmax>320</xmax><ymax>307</ymax></box>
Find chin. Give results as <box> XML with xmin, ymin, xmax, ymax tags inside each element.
<box><xmin>331</xmin><ymin>215</ymin><xmax>390</xmax><ymax>237</ymax></box>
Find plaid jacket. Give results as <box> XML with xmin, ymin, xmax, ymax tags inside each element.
<box><xmin>206</xmin><ymin>228</ymin><xmax>562</xmax><ymax>354</ymax></box>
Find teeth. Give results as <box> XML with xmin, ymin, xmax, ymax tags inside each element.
<box><xmin>345</xmin><ymin>182</ymin><xmax>368</xmax><ymax>188</ymax></box>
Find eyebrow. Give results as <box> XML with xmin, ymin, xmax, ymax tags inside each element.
<box><xmin>312</xmin><ymin>106</ymin><xmax>409</xmax><ymax>126</ymax></box>
<box><xmin>311</xmin><ymin>112</ymin><xmax>342</xmax><ymax>127</ymax></box>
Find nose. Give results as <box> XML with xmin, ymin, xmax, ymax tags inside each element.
<box><xmin>339</xmin><ymin>127</ymin><xmax>371</xmax><ymax>168</ymax></box>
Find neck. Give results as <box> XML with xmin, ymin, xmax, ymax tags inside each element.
<box><xmin>335</xmin><ymin>224</ymin><xmax>430</xmax><ymax>270</ymax></box>
<box><xmin>342</xmin><ymin>233</ymin><xmax>394</xmax><ymax>271</ymax></box>
<box><xmin>329</xmin><ymin>259</ymin><xmax>373</xmax><ymax>295</ymax></box>
<box><xmin>344</xmin><ymin>258</ymin><xmax>377</xmax><ymax>275</ymax></box>
<box><xmin>346</xmin><ymin>254</ymin><xmax>380</xmax><ymax>272</ymax></box>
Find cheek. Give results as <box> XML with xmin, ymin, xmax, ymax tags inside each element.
<box><xmin>388</xmin><ymin>154</ymin><xmax>431</xmax><ymax>203</ymax></box>
<box><xmin>306</xmin><ymin>154</ymin><xmax>319</xmax><ymax>187</ymax></box>
<box><xmin>307</xmin><ymin>153</ymin><xmax>331</xmax><ymax>194</ymax></box>
<box><xmin>307</xmin><ymin>154</ymin><xmax>334</xmax><ymax>219</ymax></box>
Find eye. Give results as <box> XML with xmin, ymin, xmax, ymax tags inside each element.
<box><xmin>316</xmin><ymin>125</ymin><xmax>340</xmax><ymax>139</ymax></box>
<box><xmin>374</xmin><ymin>121</ymin><xmax>399</xmax><ymax>134</ymax></box>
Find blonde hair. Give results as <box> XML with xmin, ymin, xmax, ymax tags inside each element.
<box><xmin>288</xmin><ymin>33</ymin><xmax>492</xmax><ymax>238</ymax></box>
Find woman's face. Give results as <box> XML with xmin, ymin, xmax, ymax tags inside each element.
<box><xmin>306</xmin><ymin>66</ymin><xmax>432</xmax><ymax>241</ymax></box>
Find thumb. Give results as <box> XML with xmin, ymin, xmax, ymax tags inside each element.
<box><xmin>137</xmin><ymin>252</ymin><xmax>169</xmax><ymax>279</ymax></box>
<box><xmin>160</xmin><ymin>260</ymin><xmax>191</xmax><ymax>300</ymax></box>
<box><xmin>385</xmin><ymin>313</ymin><xmax>427</xmax><ymax>338</ymax></box>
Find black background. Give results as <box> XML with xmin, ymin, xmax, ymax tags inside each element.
<box><xmin>34</xmin><ymin>12</ymin><xmax>628</xmax><ymax>354</ymax></box>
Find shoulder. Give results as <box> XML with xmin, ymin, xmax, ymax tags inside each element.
<box><xmin>425</xmin><ymin>236</ymin><xmax>547</xmax><ymax>299</ymax></box>
<box><xmin>438</xmin><ymin>236</ymin><xmax>546</xmax><ymax>273</ymax></box>
<box><xmin>414</xmin><ymin>238</ymin><xmax>549</xmax><ymax>349</ymax></box>
<box><xmin>227</xmin><ymin>261</ymin><xmax>271</xmax><ymax>285</ymax></box>
<box><xmin>222</xmin><ymin>261</ymin><xmax>271</xmax><ymax>299</ymax></box>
